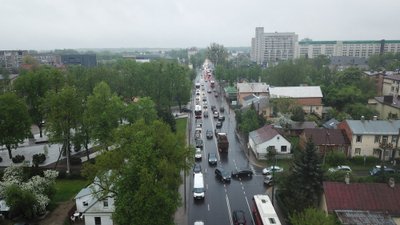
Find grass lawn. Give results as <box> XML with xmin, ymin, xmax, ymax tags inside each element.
<box><xmin>53</xmin><ymin>179</ymin><xmax>89</xmax><ymax>203</ymax></box>
<box><xmin>176</xmin><ymin>118</ymin><xmax>188</xmax><ymax>141</ymax></box>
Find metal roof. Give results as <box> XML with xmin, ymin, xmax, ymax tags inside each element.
<box><xmin>269</xmin><ymin>86</ymin><xmax>323</xmax><ymax>98</ymax></box>
<box><xmin>237</xmin><ymin>82</ymin><xmax>269</xmax><ymax>93</ymax></box>
<box><xmin>345</xmin><ymin>120</ymin><xmax>400</xmax><ymax>135</ymax></box>
<box><xmin>249</xmin><ymin>125</ymin><xmax>280</xmax><ymax>145</ymax></box>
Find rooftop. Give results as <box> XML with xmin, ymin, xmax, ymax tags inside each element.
<box><xmin>302</xmin><ymin>128</ymin><xmax>350</xmax><ymax>146</ymax></box>
<box><xmin>249</xmin><ymin>125</ymin><xmax>281</xmax><ymax>145</ymax></box>
<box><xmin>237</xmin><ymin>82</ymin><xmax>269</xmax><ymax>93</ymax></box>
<box><xmin>345</xmin><ymin>120</ymin><xmax>400</xmax><ymax>135</ymax></box>
<box><xmin>269</xmin><ymin>86</ymin><xmax>323</xmax><ymax>98</ymax></box>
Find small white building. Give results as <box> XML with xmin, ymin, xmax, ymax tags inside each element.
<box><xmin>248</xmin><ymin>125</ymin><xmax>291</xmax><ymax>160</ymax></box>
<box><xmin>75</xmin><ymin>179</ymin><xmax>115</xmax><ymax>225</ymax></box>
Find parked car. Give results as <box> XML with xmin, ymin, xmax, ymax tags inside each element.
<box><xmin>262</xmin><ymin>166</ymin><xmax>283</xmax><ymax>175</ymax></box>
<box><xmin>370</xmin><ymin>165</ymin><xmax>396</xmax><ymax>176</ymax></box>
<box><xmin>232</xmin><ymin>169</ymin><xmax>253</xmax><ymax>178</ymax></box>
<box><xmin>216</xmin><ymin>121</ymin><xmax>222</xmax><ymax>128</ymax></box>
<box><xmin>232</xmin><ymin>210</ymin><xmax>246</xmax><ymax>225</ymax></box>
<box><xmin>220</xmin><ymin>107</ymin><xmax>225</xmax><ymax>113</ymax></box>
<box><xmin>194</xmin><ymin>221</ymin><xmax>204</xmax><ymax>225</ymax></box>
<box><xmin>215</xmin><ymin>167</ymin><xmax>231</xmax><ymax>182</ymax></box>
<box><xmin>206</xmin><ymin>129</ymin><xmax>213</xmax><ymax>139</ymax></box>
<box><xmin>195</xmin><ymin>148</ymin><xmax>202</xmax><ymax>160</ymax></box>
<box><xmin>328</xmin><ymin>165</ymin><xmax>352</xmax><ymax>173</ymax></box>
<box><xmin>207</xmin><ymin>89</ymin><xmax>212</xmax><ymax>93</ymax></box>
<box><xmin>214</xmin><ymin>93</ymin><xmax>219</xmax><ymax>97</ymax></box>
<box><xmin>208</xmin><ymin>153</ymin><xmax>218</xmax><ymax>166</ymax></box>
<box><xmin>195</xmin><ymin>139</ymin><xmax>203</xmax><ymax>149</ymax></box>
<box><xmin>180</xmin><ymin>107</ymin><xmax>191</xmax><ymax>113</ymax></box>
<box><xmin>264</xmin><ymin>175</ymin><xmax>273</xmax><ymax>186</ymax></box>
<box><xmin>218</xmin><ymin>115</ymin><xmax>225</xmax><ymax>121</ymax></box>
<box><xmin>213</xmin><ymin>111</ymin><xmax>219</xmax><ymax>118</ymax></box>
<box><xmin>193</xmin><ymin>163</ymin><xmax>202</xmax><ymax>174</ymax></box>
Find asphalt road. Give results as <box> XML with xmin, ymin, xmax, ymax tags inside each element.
<box><xmin>188</xmin><ymin>71</ymin><xmax>267</xmax><ymax>225</ymax></box>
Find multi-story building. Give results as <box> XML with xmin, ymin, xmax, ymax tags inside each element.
<box><xmin>61</xmin><ymin>54</ymin><xmax>97</xmax><ymax>67</ymax></box>
<box><xmin>250</xmin><ymin>27</ymin><xmax>400</xmax><ymax>64</ymax></box>
<box><xmin>297</xmin><ymin>40</ymin><xmax>400</xmax><ymax>59</ymax></box>
<box><xmin>251</xmin><ymin>27</ymin><xmax>298</xmax><ymax>65</ymax></box>
<box><xmin>0</xmin><ymin>50</ymin><xmax>28</xmax><ymax>70</ymax></box>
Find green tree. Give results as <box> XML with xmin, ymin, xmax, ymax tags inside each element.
<box><xmin>124</xmin><ymin>97</ymin><xmax>158</xmax><ymax>125</ymax></box>
<box><xmin>85</xmin><ymin>81</ymin><xmax>124</xmax><ymax>150</ymax></box>
<box><xmin>0</xmin><ymin>92</ymin><xmax>31</xmax><ymax>159</ymax></box>
<box><xmin>41</xmin><ymin>86</ymin><xmax>82</xmax><ymax>173</ymax></box>
<box><xmin>238</xmin><ymin>106</ymin><xmax>265</xmax><ymax>139</ymax></box>
<box><xmin>281</xmin><ymin>139</ymin><xmax>324</xmax><ymax>213</ymax></box>
<box><xmin>290</xmin><ymin>208</ymin><xmax>337</xmax><ymax>225</ymax></box>
<box><xmin>291</xmin><ymin>106</ymin><xmax>305</xmax><ymax>122</ymax></box>
<box><xmin>82</xmin><ymin>120</ymin><xmax>192</xmax><ymax>225</ymax></box>
<box><xmin>207</xmin><ymin>43</ymin><xmax>228</xmax><ymax>66</ymax></box>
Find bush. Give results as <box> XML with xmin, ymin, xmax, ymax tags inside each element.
<box><xmin>12</xmin><ymin>155</ymin><xmax>25</xmax><ymax>163</ymax></box>
<box><xmin>325</xmin><ymin>151</ymin><xmax>348</xmax><ymax>166</ymax></box>
<box><xmin>350</xmin><ymin>155</ymin><xmax>380</xmax><ymax>166</ymax></box>
<box><xmin>32</xmin><ymin>153</ymin><xmax>46</xmax><ymax>165</ymax></box>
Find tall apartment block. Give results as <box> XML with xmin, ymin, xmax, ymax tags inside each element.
<box><xmin>0</xmin><ymin>50</ymin><xmax>28</xmax><ymax>70</ymax></box>
<box><xmin>251</xmin><ymin>27</ymin><xmax>400</xmax><ymax>64</ymax></box>
<box><xmin>251</xmin><ymin>27</ymin><xmax>298</xmax><ymax>65</ymax></box>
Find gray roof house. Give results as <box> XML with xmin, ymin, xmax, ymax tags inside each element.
<box><xmin>338</xmin><ymin>119</ymin><xmax>400</xmax><ymax>159</ymax></box>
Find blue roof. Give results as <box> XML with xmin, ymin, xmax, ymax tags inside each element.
<box><xmin>346</xmin><ymin>120</ymin><xmax>400</xmax><ymax>135</ymax></box>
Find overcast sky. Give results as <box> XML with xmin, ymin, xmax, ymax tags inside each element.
<box><xmin>1</xmin><ymin>0</ymin><xmax>399</xmax><ymax>50</ymax></box>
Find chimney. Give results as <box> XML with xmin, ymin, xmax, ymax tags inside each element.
<box><xmin>345</xmin><ymin>173</ymin><xmax>350</xmax><ymax>184</ymax></box>
<box><xmin>388</xmin><ymin>177</ymin><xmax>395</xmax><ymax>188</ymax></box>
<box><xmin>361</xmin><ymin>116</ymin><xmax>365</xmax><ymax>122</ymax></box>
<box><xmin>373</xmin><ymin>116</ymin><xmax>378</xmax><ymax>120</ymax></box>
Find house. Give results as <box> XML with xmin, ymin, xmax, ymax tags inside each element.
<box><xmin>381</xmin><ymin>74</ymin><xmax>400</xmax><ymax>96</ymax></box>
<box><xmin>299</xmin><ymin>128</ymin><xmax>350</xmax><ymax>157</ymax></box>
<box><xmin>286</xmin><ymin>121</ymin><xmax>317</xmax><ymax>136</ymax></box>
<box><xmin>369</xmin><ymin>95</ymin><xmax>400</xmax><ymax>119</ymax></box>
<box><xmin>241</xmin><ymin>95</ymin><xmax>272</xmax><ymax>118</ymax></box>
<box><xmin>269</xmin><ymin>86</ymin><xmax>323</xmax><ymax>117</ymax></box>
<box><xmin>338</xmin><ymin>119</ymin><xmax>400</xmax><ymax>159</ymax></box>
<box><xmin>75</xmin><ymin>178</ymin><xmax>115</xmax><ymax>225</ymax></box>
<box><xmin>321</xmin><ymin>181</ymin><xmax>400</xmax><ymax>224</ymax></box>
<box><xmin>236</xmin><ymin>82</ymin><xmax>269</xmax><ymax>106</ymax></box>
<box><xmin>248</xmin><ymin>125</ymin><xmax>291</xmax><ymax>160</ymax></box>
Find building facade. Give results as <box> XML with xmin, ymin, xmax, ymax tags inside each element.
<box><xmin>61</xmin><ymin>54</ymin><xmax>97</xmax><ymax>67</ymax></box>
<box><xmin>250</xmin><ymin>27</ymin><xmax>400</xmax><ymax>64</ymax></box>
<box><xmin>0</xmin><ymin>50</ymin><xmax>28</xmax><ymax>70</ymax></box>
<box><xmin>251</xmin><ymin>27</ymin><xmax>298</xmax><ymax>65</ymax></box>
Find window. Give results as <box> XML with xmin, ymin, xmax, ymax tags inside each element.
<box><xmin>103</xmin><ymin>200</ymin><xmax>108</xmax><ymax>208</ymax></box>
<box><xmin>392</xmin><ymin>136</ymin><xmax>398</xmax><ymax>143</ymax></box>
<box><xmin>95</xmin><ymin>217</ymin><xmax>101</xmax><ymax>225</ymax></box>
<box><xmin>281</xmin><ymin>146</ymin><xmax>287</xmax><ymax>152</ymax></box>
<box><xmin>382</xmin><ymin>136</ymin><xmax>388</xmax><ymax>144</ymax></box>
<box><xmin>269</xmin><ymin>218</ymin><xmax>276</xmax><ymax>224</ymax></box>
<box><xmin>374</xmin><ymin>135</ymin><xmax>380</xmax><ymax>143</ymax></box>
<box><xmin>83</xmin><ymin>201</ymin><xmax>88</xmax><ymax>207</ymax></box>
<box><xmin>355</xmin><ymin>148</ymin><xmax>361</xmax><ymax>155</ymax></box>
<box><xmin>356</xmin><ymin>135</ymin><xmax>362</xmax><ymax>142</ymax></box>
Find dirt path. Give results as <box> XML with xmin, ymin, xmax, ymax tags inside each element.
<box><xmin>39</xmin><ymin>201</ymin><xmax>75</xmax><ymax>225</ymax></box>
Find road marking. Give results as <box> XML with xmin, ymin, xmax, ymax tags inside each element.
<box><xmin>225</xmin><ymin>194</ymin><xmax>234</xmax><ymax>225</ymax></box>
<box><xmin>208</xmin><ymin>204</ymin><xmax>210</xmax><ymax>211</ymax></box>
<box><xmin>206</xmin><ymin>184</ymin><xmax>208</xmax><ymax>190</ymax></box>
<box><xmin>205</xmin><ymin>168</ymin><xmax>207</xmax><ymax>173</ymax></box>
<box><xmin>245</xmin><ymin>196</ymin><xmax>256</xmax><ymax>225</ymax></box>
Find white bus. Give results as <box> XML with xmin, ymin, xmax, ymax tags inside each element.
<box><xmin>193</xmin><ymin>173</ymin><xmax>205</xmax><ymax>200</ymax></box>
<box><xmin>252</xmin><ymin>195</ymin><xmax>281</xmax><ymax>225</ymax></box>
<box><xmin>194</xmin><ymin>105</ymin><xmax>202</xmax><ymax>119</ymax></box>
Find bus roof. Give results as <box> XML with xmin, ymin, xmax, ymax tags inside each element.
<box><xmin>253</xmin><ymin>195</ymin><xmax>281</xmax><ymax>225</ymax></box>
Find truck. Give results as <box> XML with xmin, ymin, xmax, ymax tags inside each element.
<box><xmin>216</xmin><ymin>133</ymin><xmax>229</xmax><ymax>153</ymax></box>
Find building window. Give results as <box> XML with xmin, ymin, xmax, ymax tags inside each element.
<box><xmin>269</xmin><ymin>218</ymin><xmax>276</xmax><ymax>224</ymax></box>
<box><xmin>374</xmin><ymin>135</ymin><xmax>380</xmax><ymax>143</ymax></box>
<box><xmin>281</xmin><ymin>146</ymin><xmax>287</xmax><ymax>152</ymax></box>
<box><xmin>95</xmin><ymin>217</ymin><xmax>101</xmax><ymax>225</ymax></box>
<box><xmin>392</xmin><ymin>135</ymin><xmax>398</xmax><ymax>143</ymax></box>
<box><xmin>356</xmin><ymin>135</ymin><xmax>362</xmax><ymax>142</ymax></box>
<box><xmin>382</xmin><ymin>136</ymin><xmax>388</xmax><ymax>144</ymax></box>
<box><xmin>83</xmin><ymin>201</ymin><xmax>88</xmax><ymax>207</ymax></box>
<box><xmin>355</xmin><ymin>148</ymin><xmax>361</xmax><ymax>155</ymax></box>
<box><xmin>103</xmin><ymin>199</ymin><xmax>108</xmax><ymax>208</ymax></box>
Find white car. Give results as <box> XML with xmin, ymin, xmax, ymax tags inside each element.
<box><xmin>262</xmin><ymin>166</ymin><xmax>283</xmax><ymax>175</ymax></box>
<box><xmin>195</xmin><ymin>148</ymin><xmax>202</xmax><ymax>160</ymax></box>
<box><xmin>194</xmin><ymin>220</ymin><xmax>204</xmax><ymax>225</ymax></box>
<box><xmin>328</xmin><ymin>165</ymin><xmax>352</xmax><ymax>173</ymax></box>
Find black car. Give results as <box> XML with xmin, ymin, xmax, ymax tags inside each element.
<box><xmin>180</xmin><ymin>107</ymin><xmax>191</xmax><ymax>113</ymax></box>
<box><xmin>193</xmin><ymin>164</ymin><xmax>202</xmax><ymax>174</ymax></box>
<box><xmin>203</xmin><ymin>111</ymin><xmax>208</xmax><ymax>118</ymax></box>
<box><xmin>208</xmin><ymin>153</ymin><xmax>218</xmax><ymax>166</ymax></box>
<box><xmin>232</xmin><ymin>169</ymin><xmax>253</xmax><ymax>178</ymax></box>
<box><xmin>215</xmin><ymin>167</ymin><xmax>231</xmax><ymax>182</ymax></box>
<box><xmin>216</xmin><ymin>121</ymin><xmax>222</xmax><ymax>128</ymax></box>
<box><xmin>211</xmin><ymin>105</ymin><xmax>216</xmax><ymax>112</ymax></box>
<box><xmin>195</xmin><ymin>139</ymin><xmax>203</xmax><ymax>149</ymax></box>
<box><xmin>206</xmin><ymin>129</ymin><xmax>213</xmax><ymax>139</ymax></box>
<box><xmin>218</xmin><ymin>115</ymin><xmax>225</xmax><ymax>121</ymax></box>
<box><xmin>220</xmin><ymin>107</ymin><xmax>225</xmax><ymax>113</ymax></box>
<box><xmin>232</xmin><ymin>210</ymin><xmax>246</xmax><ymax>225</ymax></box>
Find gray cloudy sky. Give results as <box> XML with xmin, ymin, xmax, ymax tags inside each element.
<box><xmin>1</xmin><ymin>0</ymin><xmax>399</xmax><ymax>50</ymax></box>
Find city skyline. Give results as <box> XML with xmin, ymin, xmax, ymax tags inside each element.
<box><xmin>1</xmin><ymin>0</ymin><xmax>400</xmax><ymax>50</ymax></box>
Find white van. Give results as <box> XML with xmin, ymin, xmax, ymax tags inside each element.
<box><xmin>193</xmin><ymin>173</ymin><xmax>205</xmax><ymax>200</ymax></box>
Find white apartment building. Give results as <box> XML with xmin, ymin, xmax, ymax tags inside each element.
<box><xmin>251</xmin><ymin>27</ymin><xmax>298</xmax><ymax>65</ymax></box>
<box><xmin>251</xmin><ymin>27</ymin><xmax>400</xmax><ymax>64</ymax></box>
